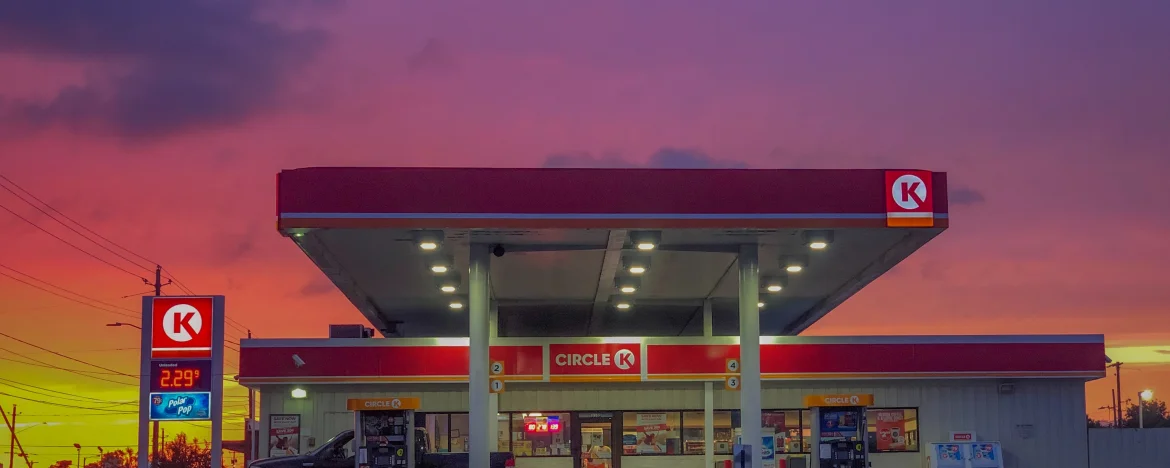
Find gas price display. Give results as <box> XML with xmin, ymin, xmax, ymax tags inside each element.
<box><xmin>150</xmin><ymin>360</ymin><xmax>212</xmax><ymax>393</ymax></box>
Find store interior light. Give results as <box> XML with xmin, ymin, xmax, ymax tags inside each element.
<box><xmin>291</xmin><ymin>388</ymin><xmax>307</xmax><ymax>399</ymax></box>
<box><xmin>803</xmin><ymin>230</ymin><xmax>834</xmax><ymax>250</ymax></box>
<box><xmin>782</xmin><ymin>255</ymin><xmax>808</xmax><ymax>273</ymax></box>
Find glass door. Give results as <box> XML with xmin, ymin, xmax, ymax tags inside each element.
<box><xmin>575</xmin><ymin>412</ymin><xmax>618</xmax><ymax>468</ymax></box>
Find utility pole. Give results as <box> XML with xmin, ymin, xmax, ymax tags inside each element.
<box><xmin>8</xmin><ymin>405</ymin><xmax>14</xmax><ymax>468</ymax></box>
<box><xmin>246</xmin><ymin>330</ymin><xmax>256</xmax><ymax>465</ymax></box>
<box><xmin>1108</xmin><ymin>362</ymin><xmax>1124</xmax><ymax>427</ymax></box>
<box><xmin>1</xmin><ymin>405</ymin><xmax>32</xmax><ymax>468</ymax></box>
<box><xmin>145</xmin><ymin>265</ymin><xmax>171</xmax><ymax>468</ymax></box>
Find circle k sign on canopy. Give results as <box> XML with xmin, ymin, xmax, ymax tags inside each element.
<box><xmin>549</xmin><ymin>343</ymin><xmax>641</xmax><ymax>376</ymax></box>
<box><xmin>884</xmin><ymin>170</ymin><xmax>935</xmax><ymax>228</ymax></box>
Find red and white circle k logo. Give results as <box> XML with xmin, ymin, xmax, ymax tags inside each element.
<box><xmin>151</xmin><ymin>297</ymin><xmax>214</xmax><ymax>359</ymax></box>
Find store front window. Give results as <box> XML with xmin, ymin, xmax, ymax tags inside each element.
<box><xmin>511</xmin><ymin>412</ymin><xmax>573</xmax><ymax>457</ymax></box>
<box><xmin>866</xmin><ymin>408</ymin><xmax>920</xmax><ymax>453</ymax></box>
<box><xmin>622</xmin><ymin>412</ymin><xmax>682</xmax><ymax>455</ymax></box>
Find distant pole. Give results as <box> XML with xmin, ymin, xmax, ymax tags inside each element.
<box><xmin>1138</xmin><ymin>391</ymin><xmax>1144</xmax><ymax>429</ymax></box>
<box><xmin>1108</xmin><ymin>362</ymin><xmax>1123</xmax><ymax>426</ymax></box>
<box><xmin>1110</xmin><ymin>389</ymin><xmax>1117</xmax><ymax>427</ymax></box>
<box><xmin>8</xmin><ymin>405</ymin><xmax>15</xmax><ymax>468</ymax></box>
<box><xmin>148</xmin><ymin>264</ymin><xmax>170</xmax><ymax>468</ymax></box>
<box><xmin>246</xmin><ymin>330</ymin><xmax>256</xmax><ymax>464</ymax></box>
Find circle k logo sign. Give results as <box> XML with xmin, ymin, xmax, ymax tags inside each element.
<box><xmin>150</xmin><ymin>297</ymin><xmax>215</xmax><ymax>359</ymax></box>
<box><xmin>891</xmin><ymin>174</ymin><xmax>928</xmax><ymax>210</ymax></box>
<box><xmin>162</xmin><ymin>303</ymin><xmax>203</xmax><ymax>342</ymax></box>
<box><xmin>550</xmin><ymin>343</ymin><xmax>640</xmax><ymax>375</ymax></box>
<box><xmin>613</xmin><ymin>349</ymin><xmax>636</xmax><ymax>370</ymax></box>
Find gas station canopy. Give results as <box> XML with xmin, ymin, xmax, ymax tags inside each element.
<box><xmin>276</xmin><ymin>167</ymin><xmax>949</xmax><ymax>338</ymax></box>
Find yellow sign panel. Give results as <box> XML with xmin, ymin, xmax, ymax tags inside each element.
<box><xmin>489</xmin><ymin>378</ymin><xmax>505</xmax><ymax>393</ymax></box>
<box><xmin>803</xmin><ymin>394</ymin><xmax>874</xmax><ymax>407</ymax></box>
<box><xmin>724</xmin><ymin>375</ymin><xmax>741</xmax><ymax>391</ymax></box>
<box><xmin>346</xmin><ymin>397</ymin><xmax>421</xmax><ymax>411</ymax></box>
<box><xmin>490</xmin><ymin>360</ymin><xmax>506</xmax><ymax>376</ymax></box>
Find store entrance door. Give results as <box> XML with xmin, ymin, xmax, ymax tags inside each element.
<box><xmin>575</xmin><ymin>412</ymin><xmax>619</xmax><ymax>468</ymax></box>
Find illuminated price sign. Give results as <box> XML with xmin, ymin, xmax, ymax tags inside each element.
<box><xmin>523</xmin><ymin>415</ymin><xmax>561</xmax><ymax>433</ymax></box>
<box><xmin>150</xmin><ymin>360</ymin><xmax>212</xmax><ymax>393</ymax></box>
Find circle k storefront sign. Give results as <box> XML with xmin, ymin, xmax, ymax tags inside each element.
<box><xmin>549</xmin><ymin>343</ymin><xmax>641</xmax><ymax>377</ymax></box>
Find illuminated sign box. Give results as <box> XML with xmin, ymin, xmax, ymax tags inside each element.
<box><xmin>149</xmin><ymin>392</ymin><xmax>212</xmax><ymax>421</ymax></box>
<box><xmin>150</xmin><ymin>360</ymin><xmax>212</xmax><ymax>393</ymax></box>
<box><xmin>523</xmin><ymin>415</ymin><xmax>561</xmax><ymax>433</ymax></box>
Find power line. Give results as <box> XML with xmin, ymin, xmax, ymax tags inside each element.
<box><xmin>0</xmin><ymin>392</ymin><xmax>137</xmax><ymax>413</ymax></box>
<box><xmin>0</xmin><ymin>351</ymin><xmax>137</xmax><ymax>387</ymax></box>
<box><xmin>0</xmin><ymin>179</ymin><xmax>154</xmax><ymax>273</ymax></box>
<box><xmin>0</xmin><ymin>377</ymin><xmax>136</xmax><ymax>406</ymax></box>
<box><xmin>0</xmin><ymin>263</ymin><xmax>140</xmax><ymax>318</ymax></box>
<box><xmin>0</xmin><ymin>201</ymin><xmax>147</xmax><ymax>280</ymax></box>
<box><xmin>0</xmin><ymin>332</ymin><xmax>137</xmax><ymax>378</ymax></box>
<box><xmin>0</xmin><ymin>271</ymin><xmax>138</xmax><ymax>320</ymax></box>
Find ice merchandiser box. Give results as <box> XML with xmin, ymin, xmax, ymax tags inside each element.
<box><xmin>928</xmin><ymin>441</ymin><xmax>1003</xmax><ymax>468</ymax></box>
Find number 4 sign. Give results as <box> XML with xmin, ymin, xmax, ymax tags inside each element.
<box><xmin>725</xmin><ymin>358</ymin><xmax>740</xmax><ymax>374</ymax></box>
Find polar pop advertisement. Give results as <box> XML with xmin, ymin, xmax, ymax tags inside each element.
<box><xmin>269</xmin><ymin>414</ymin><xmax>302</xmax><ymax>457</ymax></box>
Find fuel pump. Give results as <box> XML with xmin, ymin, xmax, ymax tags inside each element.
<box><xmin>803</xmin><ymin>394</ymin><xmax>874</xmax><ymax>468</ymax></box>
<box><xmin>347</xmin><ymin>397</ymin><xmax>420</xmax><ymax>468</ymax></box>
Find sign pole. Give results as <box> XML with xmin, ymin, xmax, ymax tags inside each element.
<box><xmin>211</xmin><ymin>296</ymin><xmax>225</xmax><ymax>468</ymax></box>
<box><xmin>138</xmin><ymin>297</ymin><xmax>153</xmax><ymax>468</ymax></box>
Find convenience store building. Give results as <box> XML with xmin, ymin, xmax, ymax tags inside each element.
<box><xmin>240</xmin><ymin>167</ymin><xmax>1105</xmax><ymax>468</ymax></box>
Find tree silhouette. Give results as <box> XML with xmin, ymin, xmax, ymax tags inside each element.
<box><xmin>83</xmin><ymin>449</ymin><xmax>138</xmax><ymax>468</ymax></box>
<box><xmin>1121</xmin><ymin>398</ymin><xmax>1169</xmax><ymax>428</ymax></box>
<box><xmin>157</xmin><ymin>433</ymin><xmax>211</xmax><ymax>468</ymax></box>
<box><xmin>49</xmin><ymin>461</ymin><xmax>72</xmax><ymax>468</ymax></box>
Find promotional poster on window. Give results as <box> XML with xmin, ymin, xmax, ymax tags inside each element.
<box><xmin>819</xmin><ymin>409</ymin><xmax>859</xmax><ymax>441</ymax></box>
<box><xmin>269</xmin><ymin>414</ymin><xmax>302</xmax><ymax>457</ymax></box>
<box><xmin>873</xmin><ymin>410</ymin><xmax>907</xmax><ymax>451</ymax></box>
<box><xmin>634</xmin><ymin>413</ymin><xmax>672</xmax><ymax>454</ymax></box>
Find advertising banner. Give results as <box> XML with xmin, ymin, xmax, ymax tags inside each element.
<box><xmin>761</xmin><ymin>428</ymin><xmax>776</xmax><ymax>468</ymax></box>
<box><xmin>269</xmin><ymin>415</ymin><xmax>301</xmax><ymax>457</ymax></box>
<box><xmin>548</xmin><ymin>343</ymin><xmax>640</xmax><ymax>378</ymax></box>
<box><xmin>633</xmin><ymin>413</ymin><xmax>670</xmax><ymax>454</ymax></box>
<box><xmin>149</xmin><ymin>392</ymin><xmax>211</xmax><ymax>421</ymax></box>
<box><xmin>819</xmin><ymin>409</ymin><xmax>859</xmax><ymax>441</ymax></box>
<box><xmin>873</xmin><ymin>409</ymin><xmax>907</xmax><ymax>451</ymax></box>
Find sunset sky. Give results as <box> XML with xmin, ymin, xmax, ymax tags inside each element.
<box><xmin>2</xmin><ymin>1</ymin><xmax>1169</xmax><ymax>465</ymax></box>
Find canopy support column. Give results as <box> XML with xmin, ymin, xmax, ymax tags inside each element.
<box><xmin>739</xmin><ymin>243</ymin><xmax>762</xmax><ymax>467</ymax></box>
<box><xmin>469</xmin><ymin>243</ymin><xmax>491</xmax><ymax>467</ymax></box>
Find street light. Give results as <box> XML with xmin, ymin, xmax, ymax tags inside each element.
<box><xmin>1139</xmin><ymin>389</ymin><xmax>1154</xmax><ymax>428</ymax></box>
<box><xmin>73</xmin><ymin>443</ymin><xmax>81</xmax><ymax>468</ymax></box>
<box><xmin>105</xmin><ymin>322</ymin><xmax>142</xmax><ymax>330</ymax></box>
